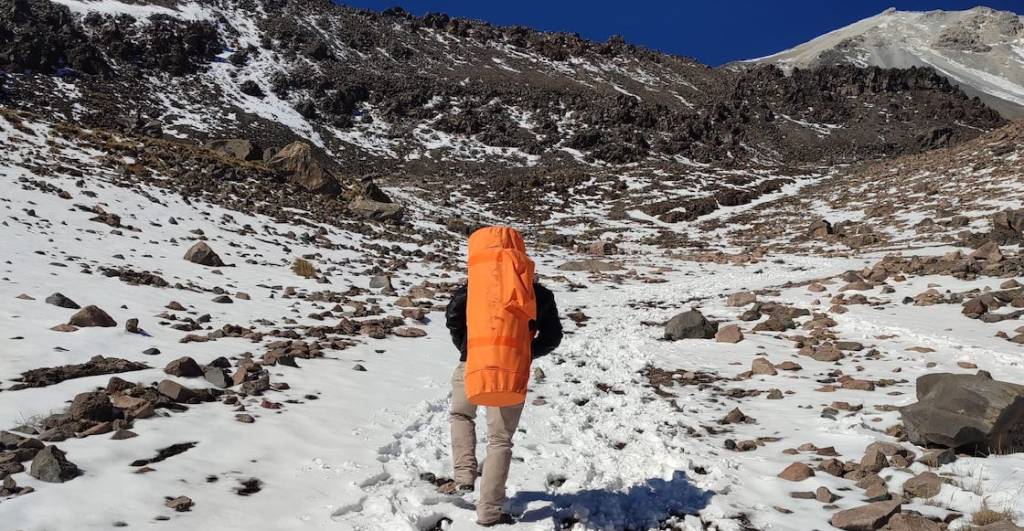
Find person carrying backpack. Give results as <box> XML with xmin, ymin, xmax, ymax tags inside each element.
<box><xmin>443</xmin><ymin>226</ymin><xmax>563</xmax><ymax>526</ymax></box>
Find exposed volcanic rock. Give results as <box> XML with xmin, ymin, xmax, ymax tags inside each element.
<box><xmin>901</xmin><ymin>372</ymin><xmax>1024</xmax><ymax>454</ymax></box>
<box><xmin>267</xmin><ymin>141</ymin><xmax>340</xmax><ymax>195</ymax></box>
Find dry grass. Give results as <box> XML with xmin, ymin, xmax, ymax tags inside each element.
<box><xmin>0</xmin><ymin>106</ymin><xmax>35</xmax><ymax>135</ymax></box>
<box><xmin>292</xmin><ymin>258</ymin><xmax>317</xmax><ymax>278</ymax></box>
<box><xmin>972</xmin><ymin>502</ymin><xmax>1012</xmax><ymax>527</ymax></box>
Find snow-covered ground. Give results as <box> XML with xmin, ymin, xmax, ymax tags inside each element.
<box><xmin>2</xmin><ymin>115</ymin><xmax>1024</xmax><ymax>531</ymax></box>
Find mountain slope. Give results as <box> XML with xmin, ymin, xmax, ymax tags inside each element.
<box><xmin>0</xmin><ymin>0</ymin><xmax>1004</xmax><ymax>175</ymax></box>
<box><xmin>746</xmin><ymin>6</ymin><xmax>1024</xmax><ymax>118</ymax></box>
<box><xmin>710</xmin><ymin>119</ymin><xmax>1024</xmax><ymax>253</ymax></box>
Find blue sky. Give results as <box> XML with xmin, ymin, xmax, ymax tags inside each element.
<box><xmin>336</xmin><ymin>1</ymin><xmax>1023</xmax><ymax>66</ymax></box>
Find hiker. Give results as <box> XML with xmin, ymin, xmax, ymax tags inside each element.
<box><xmin>443</xmin><ymin>226</ymin><xmax>563</xmax><ymax>527</ymax></box>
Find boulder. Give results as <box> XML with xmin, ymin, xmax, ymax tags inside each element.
<box><xmin>727</xmin><ymin>291</ymin><xmax>757</xmax><ymax>307</ymax></box>
<box><xmin>881</xmin><ymin>513</ymin><xmax>943</xmax><ymax>531</ymax></box>
<box><xmin>45</xmin><ymin>293</ymin><xmax>79</xmax><ymax>309</ymax></box>
<box><xmin>900</xmin><ymin>373</ymin><xmax>1024</xmax><ymax>454</ymax></box>
<box><xmin>992</xmin><ymin>209</ymin><xmax>1024</xmax><ymax>238</ymax></box>
<box><xmin>902</xmin><ymin>471</ymin><xmax>941</xmax><ymax>498</ymax></box>
<box><xmin>203</xmin><ymin>366</ymin><xmax>231</xmax><ymax>388</ymax></box>
<box><xmin>829</xmin><ymin>500</ymin><xmax>901</xmax><ymax>531</ymax></box>
<box><xmin>68</xmin><ymin>305</ymin><xmax>116</xmax><ymax>327</ymax></box>
<box><xmin>69</xmin><ymin>391</ymin><xmax>113</xmax><ymax>422</ymax></box>
<box><xmin>715</xmin><ymin>324</ymin><xmax>744</xmax><ymax>343</ymax></box>
<box><xmin>183</xmin><ymin>241</ymin><xmax>225</xmax><ymax>267</ymax></box>
<box><xmin>267</xmin><ymin>141</ymin><xmax>340</xmax><ymax>194</ymax></box>
<box><xmin>778</xmin><ymin>462</ymin><xmax>815</xmax><ymax>481</ymax></box>
<box><xmin>809</xmin><ymin>219</ymin><xmax>834</xmax><ymax>238</ymax></box>
<box><xmin>29</xmin><ymin>446</ymin><xmax>80</xmax><ymax>483</ymax></box>
<box><xmin>206</xmin><ymin>138</ymin><xmax>260</xmax><ymax>161</ymax></box>
<box><xmin>348</xmin><ymin>196</ymin><xmax>404</xmax><ymax>222</ymax></box>
<box><xmin>751</xmin><ymin>358</ymin><xmax>777</xmax><ymax>376</ymax></box>
<box><xmin>971</xmin><ymin>241</ymin><xmax>1004</xmax><ymax>262</ymax></box>
<box><xmin>164</xmin><ymin>357</ymin><xmax>203</xmax><ymax>378</ymax></box>
<box><xmin>157</xmin><ymin>380</ymin><xmax>196</xmax><ymax>403</ymax></box>
<box><xmin>665</xmin><ymin>310</ymin><xmax>718</xmax><ymax>340</ymax></box>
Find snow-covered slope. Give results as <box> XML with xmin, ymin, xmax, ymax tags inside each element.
<box><xmin>747</xmin><ymin>7</ymin><xmax>1024</xmax><ymax>118</ymax></box>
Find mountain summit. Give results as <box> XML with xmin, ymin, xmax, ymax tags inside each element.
<box><xmin>746</xmin><ymin>6</ymin><xmax>1024</xmax><ymax>118</ymax></box>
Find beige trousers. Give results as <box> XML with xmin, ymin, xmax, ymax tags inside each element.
<box><xmin>449</xmin><ymin>362</ymin><xmax>525</xmax><ymax>524</ymax></box>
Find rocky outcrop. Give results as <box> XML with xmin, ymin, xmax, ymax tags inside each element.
<box><xmin>267</xmin><ymin>142</ymin><xmax>340</xmax><ymax>195</ymax></box>
<box><xmin>900</xmin><ymin>372</ymin><xmax>1024</xmax><ymax>454</ymax></box>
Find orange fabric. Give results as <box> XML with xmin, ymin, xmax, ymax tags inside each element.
<box><xmin>464</xmin><ymin>226</ymin><xmax>536</xmax><ymax>407</ymax></box>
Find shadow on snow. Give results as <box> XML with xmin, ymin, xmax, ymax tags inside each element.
<box><xmin>508</xmin><ymin>471</ymin><xmax>714</xmax><ymax>530</ymax></box>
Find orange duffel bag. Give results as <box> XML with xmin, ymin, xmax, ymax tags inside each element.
<box><xmin>464</xmin><ymin>226</ymin><xmax>537</xmax><ymax>407</ymax></box>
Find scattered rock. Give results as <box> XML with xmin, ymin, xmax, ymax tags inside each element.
<box><xmin>715</xmin><ymin>324</ymin><xmax>744</xmax><ymax>343</ymax></box>
<box><xmin>829</xmin><ymin>500</ymin><xmax>901</xmax><ymax>531</ymax></box>
<box><xmin>902</xmin><ymin>471</ymin><xmax>941</xmax><ymax>498</ymax></box>
<box><xmin>29</xmin><ymin>446</ymin><xmax>80</xmax><ymax>483</ymax></box>
<box><xmin>67</xmin><ymin>305</ymin><xmax>116</xmax><ymax>327</ymax></box>
<box><xmin>164</xmin><ymin>357</ymin><xmax>203</xmax><ymax>378</ymax></box>
<box><xmin>183</xmin><ymin>241</ymin><xmax>225</xmax><ymax>267</ymax></box>
<box><xmin>45</xmin><ymin>293</ymin><xmax>79</xmax><ymax>309</ymax></box>
<box><xmin>665</xmin><ymin>310</ymin><xmax>718</xmax><ymax>340</ymax></box>
<box><xmin>164</xmin><ymin>496</ymin><xmax>193</xmax><ymax>512</ymax></box>
<box><xmin>751</xmin><ymin>357</ymin><xmax>777</xmax><ymax>376</ymax></box>
<box><xmin>778</xmin><ymin>462</ymin><xmax>815</xmax><ymax>481</ymax></box>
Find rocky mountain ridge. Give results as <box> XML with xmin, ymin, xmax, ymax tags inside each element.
<box><xmin>746</xmin><ymin>6</ymin><xmax>1024</xmax><ymax>118</ymax></box>
<box><xmin>0</xmin><ymin>0</ymin><xmax>1005</xmax><ymax>177</ymax></box>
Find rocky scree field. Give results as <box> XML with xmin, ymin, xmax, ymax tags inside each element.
<box><xmin>1</xmin><ymin>1</ymin><xmax>1024</xmax><ymax>531</ymax></box>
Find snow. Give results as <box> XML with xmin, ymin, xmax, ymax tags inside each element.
<box><xmin>748</xmin><ymin>7</ymin><xmax>1024</xmax><ymax>117</ymax></box>
<box><xmin>51</xmin><ymin>0</ymin><xmax>213</xmax><ymax>20</ymax></box>
<box><xmin>2</xmin><ymin>114</ymin><xmax>1024</xmax><ymax>531</ymax></box>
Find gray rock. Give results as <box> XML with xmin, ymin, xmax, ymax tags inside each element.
<box><xmin>900</xmin><ymin>373</ymin><xmax>1024</xmax><ymax>453</ymax></box>
<box><xmin>29</xmin><ymin>446</ymin><xmax>80</xmax><ymax>483</ymax></box>
<box><xmin>203</xmin><ymin>366</ymin><xmax>231</xmax><ymax>388</ymax></box>
<box><xmin>665</xmin><ymin>310</ymin><xmax>718</xmax><ymax>340</ymax></box>
<box><xmin>45</xmin><ymin>293</ymin><xmax>79</xmax><ymax>309</ymax></box>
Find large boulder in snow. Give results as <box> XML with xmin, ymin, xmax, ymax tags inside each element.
<box><xmin>664</xmin><ymin>310</ymin><xmax>718</xmax><ymax>340</ymax></box>
<box><xmin>67</xmin><ymin>305</ymin><xmax>116</xmax><ymax>327</ymax></box>
<box><xmin>267</xmin><ymin>142</ymin><xmax>340</xmax><ymax>194</ymax></box>
<box><xmin>900</xmin><ymin>373</ymin><xmax>1024</xmax><ymax>454</ymax></box>
<box><xmin>183</xmin><ymin>241</ymin><xmax>225</xmax><ymax>267</ymax></box>
<box><xmin>29</xmin><ymin>446</ymin><xmax>80</xmax><ymax>483</ymax></box>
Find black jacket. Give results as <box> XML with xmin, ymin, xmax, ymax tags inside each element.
<box><xmin>445</xmin><ymin>283</ymin><xmax>563</xmax><ymax>362</ymax></box>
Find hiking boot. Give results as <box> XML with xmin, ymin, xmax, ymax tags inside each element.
<box><xmin>477</xmin><ymin>513</ymin><xmax>516</xmax><ymax>527</ymax></box>
<box><xmin>436</xmin><ymin>480</ymin><xmax>474</xmax><ymax>495</ymax></box>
